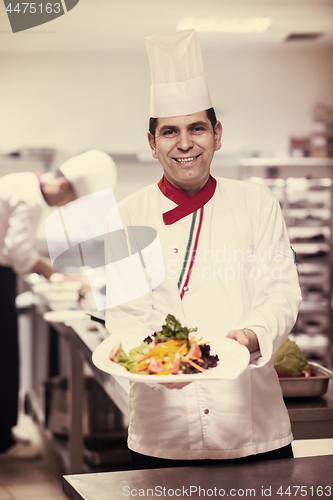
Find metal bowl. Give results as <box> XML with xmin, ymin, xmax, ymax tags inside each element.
<box><xmin>279</xmin><ymin>362</ymin><xmax>332</xmax><ymax>398</ymax></box>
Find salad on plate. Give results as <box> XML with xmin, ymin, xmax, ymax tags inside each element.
<box><xmin>109</xmin><ymin>314</ymin><xmax>219</xmax><ymax>376</ymax></box>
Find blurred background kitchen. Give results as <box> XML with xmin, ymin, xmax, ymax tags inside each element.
<box><xmin>0</xmin><ymin>0</ymin><xmax>333</xmax><ymax>498</ymax></box>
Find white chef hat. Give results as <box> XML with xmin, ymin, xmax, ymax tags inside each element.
<box><xmin>59</xmin><ymin>149</ymin><xmax>117</xmax><ymax>198</ymax></box>
<box><xmin>145</xmin><ymin>29</ymin><xmax>212</xmax><ymax>118</ymax></box>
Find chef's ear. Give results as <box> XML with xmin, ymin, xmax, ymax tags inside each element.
<box><xmin>148</xmin><ymin>131</ymin><xmax>157</xmax><ymax>159</ymax></box>
<box><xmin>214</xmin><ymin>121</ymin><xmax>223</xmax><ymax>152</ymax></box>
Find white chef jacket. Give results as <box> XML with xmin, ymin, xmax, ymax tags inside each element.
<box><xmin>105</xmin><ymin>176</ymin><xmax>302</xmax><ymax>460</ymax></box>
<box><xmin>0</xmin><ymin>172</ymin><xmax>46</xmax><ymax>274</ymax></box>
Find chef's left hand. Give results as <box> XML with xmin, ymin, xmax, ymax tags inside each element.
<box><xmin>226</xmin><ymin>328</ymin><xmax>259</xmax><ymax>353</ymax></box>
<box><xmin>163</xmin><ymin>382</ymin><xmax>191</xmax><ymax>390</ymax></box>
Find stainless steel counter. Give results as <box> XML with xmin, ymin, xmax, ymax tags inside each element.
<box><xmin>63</xmin><ymin>455</ymin><xmax>333</xmax><ymax>500</ymax></box>
<box><xmin>285</xmin><ymin>382</ymin><xmax>333</xmax><ymax>439</ymax></box>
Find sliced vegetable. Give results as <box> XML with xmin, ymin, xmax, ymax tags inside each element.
<box><xmin>170</xmin><ymin>352</ymin><xmax>181</xmax><ymax>374</ymax></box>
<box><xmin>111</xmin><ymin>314</ymin><xmax>219</xmax><ymax>376</ymax></box>
<box><xmin>109</xmin><ymin>343</ymin><xmax>122</xmax><ymax>361</ymax></box>
<box><xmin>148</xmin><ymin>358</ymin><xmax>164</xmax><ymax>374</ymax></box>
<box><xmin>186</xmin><ymin>340</ymin><xmax>202</xmax><ymax>360</ymax></box>
<box><xmin>114</xmin><ymin>341</ymin><xmax>151</xmax><ymax>373</ymax></box>
<box><xmin>302</xmin><ymin>368</ymin><xmax>312</xmax><ymax>378</ymax></box>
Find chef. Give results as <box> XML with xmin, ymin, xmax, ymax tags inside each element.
<box><xmin>104</xmin><ymin>29</ymin><xmax>302</xmax><ymax>469</ymax></box>
<box><xmin>0</xmin><ymin>149</ymin><xmax>117</xmax><ymax>459</ymax></box>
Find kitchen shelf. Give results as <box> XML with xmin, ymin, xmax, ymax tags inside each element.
<box><xmin>240</xmin><ymin>158</ymin><xmax>333</xmax><ymax>368</ymax></box>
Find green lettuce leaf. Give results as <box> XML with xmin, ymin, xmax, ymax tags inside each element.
<box><xmin>274</xmin><ymin>338</ymin><xmax>309</xmax><ymax>376</ymax></box>
<box><xmin>114</xmin><ymin>341</ymin><xmax>150</xmax><ymax>373</ymax></box>
<box><xmin>156</xmin><ymin>314</ymin><xmax>197</xmax><ymax>349</ymax></box>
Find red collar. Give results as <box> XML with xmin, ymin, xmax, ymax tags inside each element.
<box><xmin>35</xmin><ymin>172</ymin><xmax>42</xmax><ymax>187</ymax></box>
<box><xmin>35</xmin><ymin>172</ymin><xmax>46</xmax><ymax>201</ymax></box>
<box><xmin>158</xmin><ymin>175</ymin><xmax>217</xmax><ymax>225</ymax></box>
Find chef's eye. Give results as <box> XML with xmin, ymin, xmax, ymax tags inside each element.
<box><xmin>162</xmin><ymin>129</ymin><xmax>176</xmax><ymax>136</ymax></box>
<box><xmin>192</xmin><ymin>126</ymin><xmax>205</xmax><ymax>133</ymax></box>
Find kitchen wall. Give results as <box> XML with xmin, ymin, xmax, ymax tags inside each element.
<box><xmin>1</xmin><ymin>44</ymin><xmax>332</xmax><ymax>159</ymax></box>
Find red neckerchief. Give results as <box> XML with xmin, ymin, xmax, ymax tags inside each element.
<box><xmin>35</xmin><ymin>172</ymin><xmax>42</xmax><ymax>187</ymax></box>
<box><xmin>158</xmin><ymin>175</ymin><xmax>217</xmax><ymax>225</ymax></box>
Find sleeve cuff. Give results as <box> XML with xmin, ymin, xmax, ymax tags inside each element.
<box><xmin>234</xmin><ymin>323</ymin><xmax>273</xmax><ymax>368</ymax></box>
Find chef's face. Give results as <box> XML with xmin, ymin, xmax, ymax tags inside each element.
<box><xmin>57</xmin><ymin>184</ymin><xmax>77</xmax><ymax>206</ymax></box>
<box><xmin>148</xmin><ymin>111</ymin><xmax>222</xmax><ymax>195</ymax></box>
<box><xmin>48</xmin><ymin>179</ymin><xmax>77</xmax><ymax>207</ymax></box>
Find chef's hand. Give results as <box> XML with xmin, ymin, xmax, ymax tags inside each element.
<box><xmin>163</xmin><ymin>382</ymin><xmax>191</xmax><ymax>390</ymax></box>
<box><xmin>146</xmin><ymin>382</ymin><xmax>190</xmax><ymax>391</ymax></box>
<box><xmin>226</xmin><ymin>328</ymin><xmax>259</xmax><ymax>353</ymax></box>
<box><xmin>31</xmin><ymin>256</ymin><xmax>55</xmax><ymax>280</ymax></box>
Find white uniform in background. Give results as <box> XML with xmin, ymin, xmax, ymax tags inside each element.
<box><xmin>0</xmin><ymin>171</ymin><xmax>46</xmax><ymax>452</ymax></box>
<box><xmin>0</xmin><ymin>152</ymin><xmax>118</xmax><ymax>456</ymax></box>
<box><xmin>0</xmin><ymin>172</ymin><xmax>46</xmax><ymax>273</ymax></box>
<box><xmin>105</xmin><ymin>175</ymin><xmax>302</xmax><ymax>460</ymax></box>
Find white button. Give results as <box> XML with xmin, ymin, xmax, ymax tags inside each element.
<box><xmin>173</xmin><ymin>247</ymin><xmax>178</xmax><ymax>253</ymax></box>
<box><xmin>183</xmin><ymin>286</ymin><xmax>189</xmax><ymax>292</ymax></box>
<box><xmin>204</xmin><ymin>408</ymin><xmax>209</xmax><ymax>415</ymax></box>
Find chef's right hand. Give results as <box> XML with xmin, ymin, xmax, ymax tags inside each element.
<box><xmin>226</xmin><ymin>328</ymin><xmax>259</xmax><ymax>353</ymax></box>
<box><xmin>31</xmin><ymin>256</ymin><xmax>55</xmax><ymax>280</ymax></box>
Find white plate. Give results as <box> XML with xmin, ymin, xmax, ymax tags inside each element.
<box><xmin>32</xmin><ymin>282</ymin><xmax>54</xmax><ymax>294</ymax></box>
<box><xmin>92</xmin><ymin>335</ymin><xmax>250</xmax><ymax>383</ymax></box>
<box><xmin>33</xmin><ymin>281</ymin><xmax>81</xmax><ymax>293</ymax></box>
<box><xmin>43</xmin><ymin>310</ymin><xmax>87</xmax><ymax>323</ymax></box>
<box><xmin>44</xmin><ymin>290</ymin><xmax>79</xmax><ymax>300</ymax></box>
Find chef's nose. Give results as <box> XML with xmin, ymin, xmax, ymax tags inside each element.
<box><xmin>177</xmin><ymin>130</ymin><xmax>193</xmax><ymax>151</ymax></box>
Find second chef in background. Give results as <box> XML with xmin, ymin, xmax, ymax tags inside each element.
<box><xmin>0</xmin><ymin>149</ymin><xmax>116</xmax><ymax>460</ymax></box>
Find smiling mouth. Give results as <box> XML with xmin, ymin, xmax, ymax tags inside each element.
<box><xmin>173</xmin><ymin>155</ymin><xmax>200</xmax><ymax>164</ymax></box>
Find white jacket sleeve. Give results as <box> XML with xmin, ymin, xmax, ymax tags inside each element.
<box><xmin>4</xmin><ymin>201</ymin><xmax>41</xmax><ymax>274</ymax></box>
<box><xmin>235</xmin><ymin>185</ymin><xmax>302</xmax><ymax>365</ymax></box>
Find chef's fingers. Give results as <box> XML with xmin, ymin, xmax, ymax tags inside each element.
<box><xmin>227</xmin><ymin>329</ymin><xmax>249</xmax><ymax>346</ymax></box>
<box><xmin>226</xmin><ymin>329</ymin><xmax>259</xmax><ymax>353</ymax></box>
<box><xmin>162</xmin><ymin>382</ymin><xmax>191</xmax><ymax>390</ymax></box>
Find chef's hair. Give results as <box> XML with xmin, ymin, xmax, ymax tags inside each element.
<box><xmin>149</xmin><ymin>107</ymin><xmax>217</xmax><ymax>139</ymax></box>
